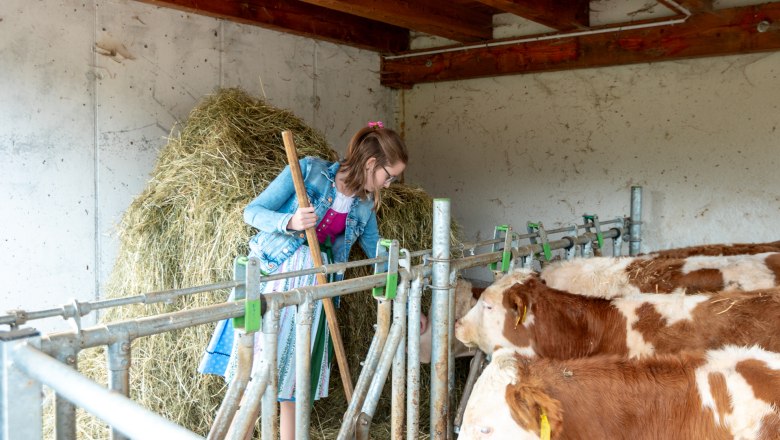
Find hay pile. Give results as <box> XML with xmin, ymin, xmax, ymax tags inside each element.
<box><xmin>65</xmin><ymin>88</ymin><xmax>462</xmax><ymax>439</ymax></box>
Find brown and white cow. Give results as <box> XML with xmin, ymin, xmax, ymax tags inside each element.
<box><xmin>540</xmin><ymin>252</ymin><xmax>780</xmax><ymax>299</ymax></box>
<box><xmin>647</xmin><ymin>240</ymin><xmax>780</xmax><ymax>259</ymax></box>
<box><xmin>455</xmin><ymin>269</ymin><xmax>780</xmax><ymax>358</ymax></box>
<box><xmin>418</xmin><ymin>278</ymin><xmax>486</xmax><ymax>363</ymax></box>
<box><xmin>459</xmin><ymin>346</ymin><xmax>780</xmax><ymax>440</ymax></box>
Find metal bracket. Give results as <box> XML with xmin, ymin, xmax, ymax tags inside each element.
<box><xmin>232</xmin><ymin>256</ymin><xmax>263</xmax><ymax>333</ymax></box>
<box><xmin>527</xmin><ymin>221</ymin><xmax>552</xmax><ymax>261</ymax></box>
<box><xmin>372</xmin><ymin>239</ymin><xmax>400</xmax><ymax>301</ymax></box>
<box><xmin>489</xmin><ymin>225</ymin><xmax>513</xmax><ymax>273</ymax></box>
<box><xmin>583</xmin><ymin>214</ymin><xmax>604</xmax><ymax>249</ymax></box>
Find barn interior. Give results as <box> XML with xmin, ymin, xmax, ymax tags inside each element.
<box><xmin>2</xmin><ymin>0</ymin><xmax>780</xmax><ymax>438</ymax></box>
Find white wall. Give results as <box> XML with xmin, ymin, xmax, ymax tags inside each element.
<box><xmin>0</xmin><ymin>0</ymin><xmax>395</xmax><ymax>333</ymax></box>
<box><xmin>403</xmin><ymin>52</ymin><xmax>780</xmax><ymax>256</ymax></box>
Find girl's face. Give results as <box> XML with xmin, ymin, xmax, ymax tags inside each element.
<box><xmin>365</xmin><ymin>158</ymin><xmax>406</xmax><ymax>192</ymax></box>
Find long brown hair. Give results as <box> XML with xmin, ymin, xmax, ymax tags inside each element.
<box><xmin>339</xmin><ymin>125</ymin><xmax>409</xmax><ymax>210</ymax></box>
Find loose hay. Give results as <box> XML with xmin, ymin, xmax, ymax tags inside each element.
<box><xmin>55</xmin><ymin>88</ymin><xmax>462</xmax><ymax>439</ymax></box>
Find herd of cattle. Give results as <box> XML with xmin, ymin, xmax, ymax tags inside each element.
<box><xmin>446</xmin><ymin>241</ymin><xmax>780</xmax><ymax>439</ymax></box>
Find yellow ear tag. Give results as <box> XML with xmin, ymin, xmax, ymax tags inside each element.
<box><xmin>540</xmin><ymin>409</ymin><xmax>551</xmax><ymax>440</ymax></box>
<box><xmin>515</xmin><ymin>305</ymin><xmax>527</xmax><ymax>328</ymax></box>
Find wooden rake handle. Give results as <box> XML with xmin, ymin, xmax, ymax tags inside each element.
<box><xmin>281</xmin><ymin>130</ymin><xmax>354</xmax><ymax>401</ymax></box>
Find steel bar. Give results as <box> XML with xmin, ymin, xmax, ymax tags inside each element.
<box><xmin>337</xmin><ymin>294</ymin><xmax>392</xmax><ymax>440</ymax></box>
<box><xmin>107</xmin><ymin>338</ymin><xmax>131</xmax><ymax>440</ymax></box>
<box><xmin>51</xmin><ymin>339</ymin><xmax>79</xmax><ymax>440</ymax></box>
<box><xmin>227</xmin><ymin>302</ymin><xmax>278</xmax><ymax>440</ymax></box>
<box><xmin>629</xmin><ymin>186</ymin><xmax>643</xmax><ymax>256</ymax></box>
<box><xmin>2</xmin><ymin>329</ymin><xmax>43</xmax><ymax>440</ymax></box>
<box><xmin>295</xmin><ymin>297</ymin><xmax>315</xmax><ymax>440</ymax></box>
<box><xmin>10</xmin><ymin>343</ymin><xmax>201</xmax><ymax>440</ymax></box>
<box><xmin>207</xmin><ymin>332</ymin><xmax>254</xmax><ymax>440</ymax></box>
<box><xmin>406</xmin><ymin>275</ymin><xmax>424</xmax><ymax>440</ymax></box>
<box><xmin>430</xmin><ymin>199</ymin><xmax>451</xmax><ymax>440</ymax></box>
<box><xmin>391</xmin><ymin>275</ymin><xmax>410</xmax><ymax>440</ymax></box>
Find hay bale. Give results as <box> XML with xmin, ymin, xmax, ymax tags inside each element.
<box><xmin>62</xmin><ymin>88</ymin><xmax>461</xmax><ymax>439</ymax></box>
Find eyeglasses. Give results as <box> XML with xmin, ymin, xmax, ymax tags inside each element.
<box><xmin>381</xmin><ymin>165</ymin><xmax>397</xmax><ymax>185</ymax></box>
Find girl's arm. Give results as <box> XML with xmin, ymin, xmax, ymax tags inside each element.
<box><xmin>357</xmin><ymin>211</ymin><xmax>380</xmax><ymax>259</ymax></box>
<box><xmin>243</xmin><ymin>157</ymin><xmax>310</xmax><ymax>234</ymax></box>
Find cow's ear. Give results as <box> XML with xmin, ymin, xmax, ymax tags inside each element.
<box><xmin>505</xmin><ymin>378</ymin><xmax>563</xmax><ymax>435</ymax></box>
<box><xmin>503</xmin><ymin>282</ymin><xmax>530</xmax><ymax>316</ymax></box>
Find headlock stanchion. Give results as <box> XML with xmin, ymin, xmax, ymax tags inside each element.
<box><xmin>1</xmin><ymin>187</ymin><xmax>642</xmax><ymax>440</ymax></box>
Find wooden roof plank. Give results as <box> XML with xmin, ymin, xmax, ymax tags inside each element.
<box><xmin>297</xmin><ymin>0</ymin><xmax>493</xmax><ymax>42</ymax></box>
<box><xmin>135</xmin><ymin>0</ymin><xmax>409</xmax><ymax>53</ymax></box>
<box><xmin>381</xmin><ymin>2</ymin><xmax>780</xmax><ymax>88</ymax></box>
<box><xmin>477</xmin><ymin>0</ymin><xmax>589</xmax><ymax>30</ymax></box>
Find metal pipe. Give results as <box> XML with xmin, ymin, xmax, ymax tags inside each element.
<box><xmin>51</xmin><ymin>340</ymin><xmax>79</xmax><ymax>440</ymax></box>
<box><xmin>452</xmin><ymin>350</ymin><xmax>486</xmax><ymax>434</ymax></box>
<box><xmin>447</xmin><ymin>270</ymin><xmax>457</xmax><ymax>439</ymax></box>
<box><xmin>295</xmin><ymin>297</ymin><xmax>315</xmax><ymax>440</ymax></box>
<box><xmin>356</xmin><ymin>273</ymin><xmax>409</xmax><ymax>438</ymax></box>
<box><xmin>260</xmin><ymin>301</ymin><xmax>281</xmax><ymax>440</ymax></box>
<box><xmin>107</xmin><ymin>338</ymin><xmax>132</xmax><ymax>440</ymax></box>
<box><xmin>207</xmin><ymin>332</ymin><xmax>254</xmax><ymax>440</ymax></box>
<box><xmin>337</xmin><ymin>292</ymin><xmax>392</xmax><ymax>440</ymax></box>
<box><xmin>10</xmin><ymin>343</ymin><xmax>201</xmax><ymax>440</ymax></box>
<box><xmin>629</xmin><ymin>186</ymin><xmax>643</xmax><ymax>256</ymax></box>
<box><xmin>384</xmin><ymin>12</ymin><xmax>689</xmax><ymax>61</ymax></box>
<box><xmin>227</xmin><ymin>302</ymin><xmax>278</xmax><ymax>440</ymax></box>
<box><xmin>40</xmin><ymin>275</ymin><xmax>390</xmax><ymax>355</ymax></box>
<box><xmin>2</xmin><ymin>329</ymin><xmax>43</xmax><ymax>440</ymax></box>
<box><xmin>430</xmin><ymin>199</ymin><xmax>451</xmax><ymax>439</ymax></box>
<box><xmin>406</xmin><ymin>275</ymin><xmax>423</xmax><ymax>440</ymax></box>
<box><xmin>391</xmin><ymin>275</ymin><xmax>410</xmax><ymax>440</ymax></box>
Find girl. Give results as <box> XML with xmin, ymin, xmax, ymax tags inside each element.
<box><xmin>200</xmin><ymin>122</ymin><xmax>409</xmax><ymax>439</ymax></box>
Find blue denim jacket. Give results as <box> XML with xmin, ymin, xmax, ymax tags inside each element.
<box><xmin>244</xmin><ymin>157</ymin><xmax>379</xmax><ymax>276</ymax></box>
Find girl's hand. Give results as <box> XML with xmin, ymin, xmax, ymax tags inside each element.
<box><xmin>287</xmin><ymin>207</ymin><xmax>318</xmax><ymax>231</ymax></box>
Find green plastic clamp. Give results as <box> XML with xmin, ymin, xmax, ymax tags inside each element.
<box><xmin>232</xmin><ymin>256</ymin><xmax>263</xmax><ymax>333</ymax></box>
<box><xmin>583</xmin><ymin>214</ymin><xmax>604</xmax><ymax>249</ymax></box>
<box><xmin>490</xmin><ymin>225</ymin><xmax>513</xmax><ymax>272</ymax></box>
<box><xmin>373</xmin><ymin>238</ymin><xmax>399</xmax><ymax>300</ymax></box>
<box><xmin>527</xmin><ymin>221</ymin><xmax>552</xmax><ymax>261</ymax></box>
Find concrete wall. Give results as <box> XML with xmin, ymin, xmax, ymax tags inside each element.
<box><xmin>3</xmin><ymin>0</ymin><xmax>780</xmax><ymax>331</ymax></box>
<box><xmin>403</xmin><ymin>52</ymin><xmax>780</xmax><ymax>259</ymax></box>
<box><xmin>0</xmin><ymin>0</ymin><xmax>395</xmax><ymax>333</ymax></box>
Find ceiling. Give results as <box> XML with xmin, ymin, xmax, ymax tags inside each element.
<box><xmin>138</xmin><ymin>1</ymin><xmax>780</xmax><ymax>88</ymax></box>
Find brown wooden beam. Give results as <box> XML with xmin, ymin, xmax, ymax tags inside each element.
<box><xmin>477</xmin><ymin>0</ymin><xmax>589</xmax><ymax>30</ymax></box>
<box><xmin>381</xmin><ymin>3</ymin><xmax>780</xmax><ymax>88</ymax></box>
<box><xmin>297</xmin><ymin>0</ymin><xmax>492</xmax><ymax>42</ymax></box>
<box><xmin>134</xmin><ymin>0</ymin><xmax>409</xmax><ymax>53</ymax></box>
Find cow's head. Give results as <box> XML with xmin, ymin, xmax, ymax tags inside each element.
<box><xmin>455</xmin><ymin>269</ymin><xmax>538</xmax><ymax>356</ymax></box>
<box><xmin>460</xmin><ymin>348</ymin><xmax>562</xmax><ymax>440</ymax></box>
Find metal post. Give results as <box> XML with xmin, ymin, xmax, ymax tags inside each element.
<box><xmin>406</xmin><ymin>275</ymin><xmax>424</xmax><ymax>440</ymax></box>
<box><xmin>2</xmin><ymin>329</ymin><xmax>43</xmax><ymax>440</ymax></box>
<box><xmin>9</xmin><ymin>342</ymin><xmax>200</xmax><ymax>439</ymax></box>
<box><xmin>261</xmin><ymin>301</ymin><xmax>281</xmax><ymax>440</ymax></box>
<box><xmin>391</xmin><ymin>274</ymin><xmax>410</xmax><ymax>440</ymax></box>
<box><xmin>295</xmin><ymin>297</ymin><xmax>315</xmax><ymax>440</ymax></box>
<box><xmin>629</xmin><ymin>186</ymin><xmax>643</xmax><ymax>256</ymax></box>
<box><xmin>52</xmin><ymin>340</ymin><xmax>79</xmax><ymax>440</ymax></box>
<box><xmin>208</xmin><ymin>332</ymin><xmax>254</xmax><ymax>440</ymax></box>
<box><xmin>430</xmin><ymin>199</ymin><xmax>451</xmax><ymax>440</ymax></box>
<box><xmin>447</xmin><ymin>270</ymin><xmax>457</xmax><ymax>440</ymax></box>
<box><xmin>337</xmin><ymin>297</ymin><xmax>391</xmax><ymax>440</ymax></box>
<box><xmin>108</xmin><ymin>338</ymin><xmax>132</xmax><ymax>440</ymax></box>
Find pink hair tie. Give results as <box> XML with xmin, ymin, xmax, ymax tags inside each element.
<box><xmin>368</xmin><ymin>121</ymin><xmax>384</xmax><ymax>129</ymax></box>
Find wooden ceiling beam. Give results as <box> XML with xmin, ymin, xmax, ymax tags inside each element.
<box><xmin>134</xmin><ymin>0</ymin><xmax>409</xmax><ymax>53</ymax></box>
<box><xmin>477</xmin><ymin>0</ymin><xmax>589</xmax><ymax>30</ymax></box>
<box><xmin>381</xmin><ymin>2</ymin><xmax>780</xmax><ymax>88</ymax></box>
<box><xmin>297</xmin><ymin>0</ymin><xmax>493</xmax><ymax>42</ymax></box>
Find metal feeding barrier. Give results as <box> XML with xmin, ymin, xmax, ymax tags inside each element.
<box><xmin>1</xmin><ymin>187</ymin><xmax>642</xmax><ymax>440</ymax></box>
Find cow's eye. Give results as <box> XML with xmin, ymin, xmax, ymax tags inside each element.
<box><xmin>479</xmin><ymin>426</ymin><xmax>492</xmax><ymax>434</ymax></box>
<box><xmin>483</xmin><ymin>303</ymin><xmax>493</xmax><ymax>310</ymax></box>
